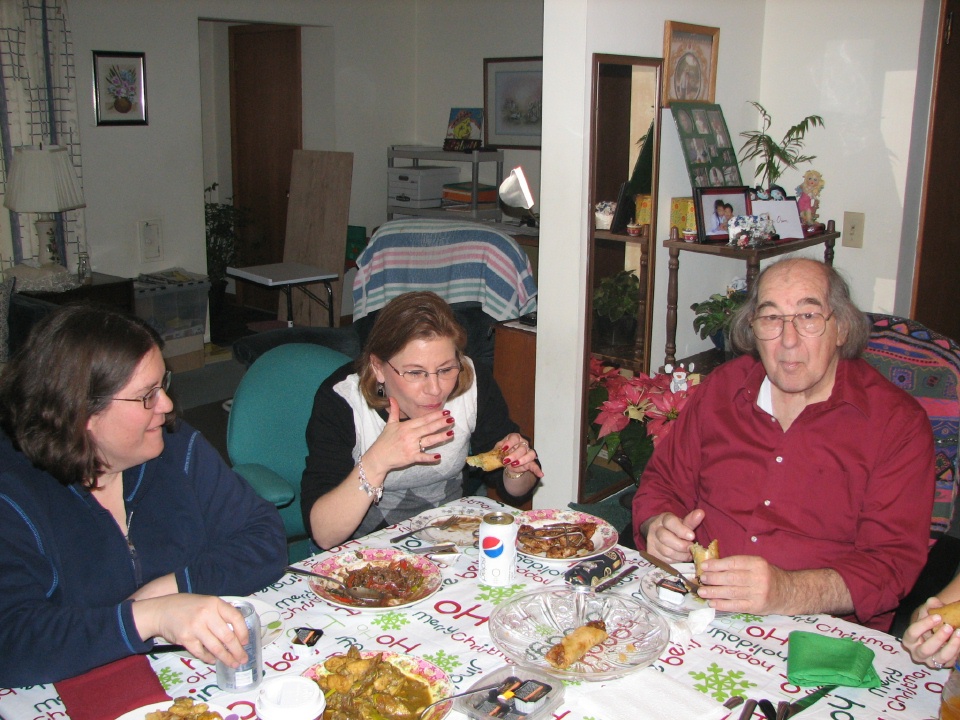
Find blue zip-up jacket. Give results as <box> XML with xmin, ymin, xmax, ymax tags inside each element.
<box><xmin>0</xmin><ymin>422</ymin><xmax>286</xmax><ymax>687</ymax></box>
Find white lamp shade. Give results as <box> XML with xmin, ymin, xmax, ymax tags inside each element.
<box><xmin>4</xmin><ymin>145</ymin><xmax>86</xmax><ymax>212</ymax></box>
<box><xmin>499</xmin><ymin>166</ymin><xmax>535</xmax><ymax>211</ymax></box>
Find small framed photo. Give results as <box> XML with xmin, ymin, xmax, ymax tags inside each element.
<box><xmin>749</xmin><ymin>198</ymin><xmax>806</xmax><ymax>240</ymax></box>
<box><xmin>694</xmin><ymin>186</ymin><xmax>750</xmax><ymax>243</ymax></box>
<box><xmin>93</xmin><ymin>51</ymin><xmax>147</xmax><ymax>126</ymax></box>
<box><xmin>483</xmin><ymin>56</ymin><xmax>542</xmax><ymax>149</ymax></box>
<box><xmin>662</xmin><ymin>21</ymin><xmax>719</xmax><ymax>107</ymax></box>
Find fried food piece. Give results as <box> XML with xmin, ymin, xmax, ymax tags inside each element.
<box><xmin>466</xmin><ymin>447</ymin><xmax>505</xmax><ymax>471</ymax></box>
<box><xmin>545</xmin><ymin>620</ymin><xmax>608</xmax><ymax>669</ymax></box>
<box><xmin>691</xmin><ymin>539</ymin><xmax>720</xmax><ymax>581</ymax></box>
<box><xmin>517</xmin><ymin>522</ymin><xmax>597</xmax><ymax>558</ymax></box>
<box><xmin>933</xmin><ymin>600</ymin><xmax>960</xmax><ymax>632</ymax></box>
<box><xmin>144</xmin><ymin>698</ymin><xmax>222</xmax><ymax>720</ymax></box>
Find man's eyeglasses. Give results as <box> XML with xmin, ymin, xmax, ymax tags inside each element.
<box><xmin>386</xmin><ymin>359</ymin><xmax>462</xmax><ymax>384</ymax></box>
<box><xmin>751</xmin><ymin>311</ymin><xmax>834</xmax><ymax>340</ymax></box>
<box><xmin>98</xmin><ymin>370</ymin><xmax>172</xmax><ymax>409</ymax></box>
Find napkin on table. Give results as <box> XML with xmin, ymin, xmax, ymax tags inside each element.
<box><xmin>54</xmin><ymin>654</ymin><xmax>171</xmax><ymax>720</ymax></box>
<box><xmin>578</xmin><ymin>667</ymin><xmax>728</xmax><ymax>720</ymax></box>
<box><xmin>786</xmin><ymin>630</ymin><xmax>881</xmax><ymax>688</ymax></box>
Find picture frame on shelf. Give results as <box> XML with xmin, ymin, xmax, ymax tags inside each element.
<box><xmin>749</xmin><ymin>198</ymin><xmax>806</xmax><ymax>240</ymax></box>
<box><xmin>670</xmin><ymin>102</ymin><xmax>741</xmax><ymax>192</ymax></box>
<box><xmin>662</xmin><ymin>22</ymin><xmax>719</xmax><ymax>107</ymax></box>
<box><xmin>694</xmin><ymin>186</ymin><xmax>750</xmax><ymax>243</ymax></box>
<box><xmin>483</xmin><ymin>57</ymin><xmax>542</xmax><ymax>149</ymax></box>
<box><xmin>93</xmin><ymin>51</ymin><xmax>147</xmax><ymax>126</ymax></box>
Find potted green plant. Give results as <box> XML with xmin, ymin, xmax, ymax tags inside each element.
<box><xmin>738</xmin><ymin>101</ymin><xmax>824</xmax><ymax>192</ymax></box>
<box><xmin>593</xmin><ymin>269</ymin><xmax>640</xmax><ymax>345</ymax></box>
<box><xmin>204</xmin><ymin>183</ymin><xmax>247</xmax><ymax>316</ymax></box>
<box><xmin>691</xmin><ymin>290</ymin><xmax>747</xmax><ymax>352</ymax></box>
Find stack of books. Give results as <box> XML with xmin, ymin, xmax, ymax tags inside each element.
<box><xmin>441</xmin><ymin>182</ymin><xmax>498</xmax><ymax>211</ymax></box>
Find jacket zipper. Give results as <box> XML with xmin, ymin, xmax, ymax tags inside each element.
<box><xmin>125</xmin><ymin>509</ymin><xmax>143</xmax><ymax>586</ymax></box>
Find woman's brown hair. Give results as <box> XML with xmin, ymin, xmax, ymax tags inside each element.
<box><xmin>0</xmin><ymin>304</ymin><xmax>170</xmax><ymax>487</ymax></box>
<box><xmin>357</xmin><ymin>292</ymin><xmax>474</xmax><ymax>409</ymax></box>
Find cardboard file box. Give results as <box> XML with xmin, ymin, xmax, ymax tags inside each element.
<box><xmin>388</xmin><ymin>166</ymin><xmax>460</xmax><ymax>208</ymax></box>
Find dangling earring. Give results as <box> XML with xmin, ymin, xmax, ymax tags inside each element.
<box><xmin>377</xmin><ymin>382</ymin><xmax>385</xmax><ymax>397</ymax></box>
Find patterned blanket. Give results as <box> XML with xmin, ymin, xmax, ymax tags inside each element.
<box><xmin>352</xmin><ymin>218</ymin><xmax>538</xmax><ymax>321</ymax></box>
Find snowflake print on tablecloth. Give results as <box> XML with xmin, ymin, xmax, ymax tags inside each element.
<box><xmin>477</xmin><ymin>583</ymin><xmax>527</xmax><ymax>604</ymax></box>
<box><xmin>156</xmin><ymin>666</ymin><xmax>183</xmax><ymax>691</ymax></box>
<box><xmin>690</xmin><ymin>663</ymin><xmax>757</xmax><ymax>701</ymax></box>
<box><xmin>372</xmin><ymin>610</ymin><xmax>410</xmax><ymax>631</ymax></box>
<box><xmin>422</xmin><ymin>649</ymin><xmax>462</xmax><ymax>674</ymax></box>
<box><xmin>731</xmin><ymin>612</ymin><xmax>763</xmax><ymax>623</ymax></box>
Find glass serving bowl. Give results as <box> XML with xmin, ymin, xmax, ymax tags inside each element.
<box><xmin>488</xmin><ymin>585</ymin><xmax>669</xmax><ymax>681</ymax></box>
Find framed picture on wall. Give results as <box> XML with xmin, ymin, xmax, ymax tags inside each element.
<box><xmin>671</xmin><ymin>102</ymin><xmax>741</xmax><ymax>192</ymax></box>
<box><xmin>483</xmin><ymin>57</ymin><xmax>542</xmax><ymax>149</ymax></box>
<box><xmin>662</xmin><ymin>21</ymin><xmax>719</xmax><ymax>107</ymax></box>
<box><xmin>694</xmin><ymin>186</ymin><xmax>750</xmax><ymax>243</ymax></box>
<box><xmin>93</xmin><ymin>51</ymin><xmax>148</xmax><ymax>126</ymax></box>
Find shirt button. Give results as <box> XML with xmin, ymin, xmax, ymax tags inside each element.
<box><xmin>776</xmin><ymin>456</ymin><xmax>783</xmax><ymax>463</ymax></box>
<box><xmin>764</xmin><ymin>500</ymin><xmax>771</xmax><ymax>506</ymax></box>
<box><xmin>751</xmin><ymin>536</ymin><xmax>758</xmax><ymax>543</ymax></box>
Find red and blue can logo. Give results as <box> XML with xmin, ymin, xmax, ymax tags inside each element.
<box><xmin>481</xmin><ymin>535</ymin><xmax>505</xmax><ymax>558</ymax></box>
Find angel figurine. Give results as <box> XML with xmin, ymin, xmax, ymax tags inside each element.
<box><xmin>796</xmin><ymin>170</ymin><xmax>825</xmax><ymax>226</ymax></box>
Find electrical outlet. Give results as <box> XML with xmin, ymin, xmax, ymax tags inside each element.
<box><xmin>842</xmin><ymin>211</ymin><xmax>865</xmax><ymax>248</ymax></box>
<box><xmin>139</xmin><ymin>219</ymin><xmax>163</xmax><ymax>262</ymax></box>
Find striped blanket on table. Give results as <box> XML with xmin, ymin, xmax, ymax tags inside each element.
<box><xmin>352</xmin><ymin>218</ymin><xmax>538</xmax><ymax>321</ymax></box>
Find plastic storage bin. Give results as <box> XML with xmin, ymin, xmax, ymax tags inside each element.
<box><xmin>134</xmin><ymin>268</ymin><xmax>210</xmax><ymax>341</ymax></box>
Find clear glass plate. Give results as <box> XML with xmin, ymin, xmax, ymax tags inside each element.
<box><xmin>488</xmin><ymin>585</ymin><xmax>670</xmax><ymax>681</ymax></box>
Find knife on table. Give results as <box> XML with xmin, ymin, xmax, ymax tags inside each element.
<box><xmin>636</xmin><ymin>549</ymin><xmax>701</xmax><ymax>593</ymax></box>
<box><xmin>594</xmin><ymin>564</ymin><xmax>639</xmax><ymax>592</ymax></box>
<box><xmin>785</xmin><ymin>685</ymin><xmax>837</xmax><ymax>717</ymax></box>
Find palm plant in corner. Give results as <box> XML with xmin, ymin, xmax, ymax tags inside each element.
<box><xmin>739</xmin><ymin>101</ymin><xmax>824</xmax><ymax>193</ymax></box>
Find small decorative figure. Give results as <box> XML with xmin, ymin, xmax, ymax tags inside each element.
<box><xmin>796</xmin><ymin>170</ymin><xmax>825</xmax><ymax>226</ymax></box>
<box><xmin>665</xmin><ymin>363</ymin><xmax>695</xmax><ymax>392</ymax></box>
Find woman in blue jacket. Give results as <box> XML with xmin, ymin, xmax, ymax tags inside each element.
<box><xmin>0</xmin><ymin>305</ymin><xmax>286</xmax><ymax>686</ymax></box>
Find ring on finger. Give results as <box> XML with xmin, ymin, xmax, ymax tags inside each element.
<box><xmin>934</xmin><ymin>660</ymin><xmax>944</xmax><ymax>669</ymax></box>
<box><xmin>418</xmin><ymin>439</ymin><xmax>425</xmax><ymax>453</ymax></box>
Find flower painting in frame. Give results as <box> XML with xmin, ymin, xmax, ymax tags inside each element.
<box><xmin>93</xmin><ymin>51</ymin><xmax>147</xmax><ymax>126</ymax></box>
<box><xmin>662</xmin><ymin>21</ymin><xmax>719</xmax><ymax>107</ymax></box>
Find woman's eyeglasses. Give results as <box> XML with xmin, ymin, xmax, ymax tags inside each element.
<box><xmin>97</xmin><ymin>370</ymin><xmax>172</xmax><ymax>409</ymax></box>
<box><xmin>751</xmin><ymin>311</ymin><xmax>834</xmax><ymax>340</ymax></box>
<box><xmin>386</xmin><ymin>360</ymin><xmax>461</xmax><ymax>384</ymax></box>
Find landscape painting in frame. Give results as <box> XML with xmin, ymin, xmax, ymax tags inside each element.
<box><xmin>484</xmin><ymin>57</ymin><xmax>542</xmax><ymax>149</ymax></box>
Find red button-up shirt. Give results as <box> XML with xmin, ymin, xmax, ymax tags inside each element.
<box><xmin>633</xmin><ymin>355</ymin><xmax>935</xmax><ymax>630</ymax></box>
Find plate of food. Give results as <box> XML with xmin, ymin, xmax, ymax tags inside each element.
<box><xmin>408</xmin><ymin>507</ymin><xmax>486</xmax><ymax>547</ymax></box>
<box><xmin>638</xmin><ymin>563</ymin><xmax>727</xmax><ymax>617</ymax></box>
<box><xmin>306</xmin><ymin>547</ymin><xmax>442</xmax><ymax>611</ymax></box>
<box><xmin>514</xmin><ymin>509</ymin><xmax>618</xmax><ymax>562</ymax></box>
<box><xmin>302</xmin><ymin>645</ymin><xmax>453</xmax><ymax>720</ymax></box>
<box><xmin>114</xmin><ymin>698</ymin><xmax>237</xmax><ymax>720</ymax></box>
<box><xmin>162</xmin><ymin>596</ymin><xmax>283</xmax><ymax>661</ymax></box>
<box><xmin>488</xmin><ymin>585</ymin><xmax>669</xmax><ymax>681</ymax></box>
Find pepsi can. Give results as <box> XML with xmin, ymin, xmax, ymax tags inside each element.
<box><xmin>216</xmin><ymin>599</ymin><xmax>263</xmax><ymax>692</ymax></box>
<box><xmin>479</xmin><ymin>512</ymin><xmax>518</xmax><ymax>586</ymax></box>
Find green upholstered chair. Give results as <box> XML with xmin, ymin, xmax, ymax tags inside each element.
<box><xmin>226</xmin><ymin>343</ymin><xmax>351</xmax><ymax>562</ymax></box>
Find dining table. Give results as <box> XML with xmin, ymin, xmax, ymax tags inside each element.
<box><xmin>0</xmin><ymin>496</ymin><xmax>947</xmax><ymax>720</ymax></box>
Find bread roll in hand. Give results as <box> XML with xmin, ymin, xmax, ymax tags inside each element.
<box><xmin>691</xmin><ymin>539</ymin><xmax>720</xmax><ymax>581</ymax></box>
<box><xmin>933</xmin><ymin>600</ymin><xmax>960</xmax><ymax>632</ymax></box>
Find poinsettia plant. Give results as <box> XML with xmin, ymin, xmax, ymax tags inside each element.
<box><xmin>586</xmin><ymin>357</ymin><xmax>700</xmax><ymax>478</ymax></box>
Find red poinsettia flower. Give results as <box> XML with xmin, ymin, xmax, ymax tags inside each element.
<box><xmin>644</xmin><ymin>388</ymin><xmax>695</xmax><ymax>444</ymax></box>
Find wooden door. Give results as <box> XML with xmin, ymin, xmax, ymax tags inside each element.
<box><xmin>912</xmin><ymin>0</ymin><xmax>960</xmax><ymax>339</ymax></box>
<box><xmin>230</xmin><ymin>24</ymin><xmax>302</xmax><ymax>312</ymax></box>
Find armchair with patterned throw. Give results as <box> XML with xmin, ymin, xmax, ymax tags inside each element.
<box><xmin>863</xmin><ymin>314</ymin><xmax>960</xmax><ymax>636</ymax></box>
<box><xmin>226</xmin><ymin>343</ymin><xmax>351</xmax><ymax>562</ymax></box>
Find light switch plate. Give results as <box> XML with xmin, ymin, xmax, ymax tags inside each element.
<box><xmin>139</xmin><ymin>219</ymin><xmax>163</xmax><ymax>262</ymax></box>
<box><xmin>842</xmin><ymin>212</ymin><xmax>865</xmax><ymax>248</ymax></box>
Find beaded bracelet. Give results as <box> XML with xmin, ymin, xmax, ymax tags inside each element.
<box><xmin>358</xmin><ymin>456</ymin><xmax>383</xmax><ymax>504</ymax></box>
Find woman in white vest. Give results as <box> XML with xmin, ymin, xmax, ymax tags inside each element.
<box><xmin>301</xmin><ymin>291</ymin><xmax>541</xmax><ymax>549</ymax></box>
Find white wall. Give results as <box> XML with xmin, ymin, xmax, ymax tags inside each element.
<box><xmin>535</xmin><ymin>0</ymin><xmax>927</xmax><ymax>508</ymax></box>
<box><xmin>71</xmin><ymin>0</ymin><xmax>543</xmax><ymax>278</ymax></box>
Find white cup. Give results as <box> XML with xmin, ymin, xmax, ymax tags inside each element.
<box><xmin>255</xmin><ymin>676</ymin><xmax>326</xmax><ymax>720</ymax></box>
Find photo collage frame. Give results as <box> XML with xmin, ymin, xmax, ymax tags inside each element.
<box><xmin>670</xmin><ymin>101</ymin><xmax>740</xmax><ymax>191</ymax></box>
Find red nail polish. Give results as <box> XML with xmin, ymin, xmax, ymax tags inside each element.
<box><xmin>501</xmin><ymin>445</ymin><xmax>510</xmax><ymax>452</ymax></box>
<box><xmin>442</xmin><ymin>410</ymin><xmax>450</xmax><ymax>416</ymax></box>
<box><xmin>446</xmin><ymin>417</ymin><xmax>454</xmax><ymax>424</ymax></box>
<box><xmin>512</xmin><ymin>460</ymin><xmax>520</xmax><ymax>466</ymax></box>
<box><xmin>446</xmin><ymin>430</ymin><xmax>454</xmax><ymax>437</ymax></box>
<box><xmin>503</xmin><ymin>458</ymin><xmax>511</xmax><ymax>464</ymax></box>
<box><xmin>433</xmin><ymin>454</ymin><xmax>441</xmax><ymax>460</ymax></box>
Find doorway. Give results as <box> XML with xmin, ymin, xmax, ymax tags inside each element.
<box><xmin>912</xmin><ymin>0</ymin><xmax>960</xmax><ymax>339</ymax></box>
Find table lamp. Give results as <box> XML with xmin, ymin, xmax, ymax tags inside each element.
<box><xmin>3</xmin><ymin>145</ymin><xmax>86</xmax><ymax>265</ymax></box>
<box><xmin>499</xmin><ymin>166</ymin><xmax>538</xmax><ymax>227</ymax></box>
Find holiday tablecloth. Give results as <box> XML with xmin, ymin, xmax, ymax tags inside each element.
<box><xmin>0</xmin><ymin>496</ymin><xmax>945</xmax><ymax>719</ymax></box>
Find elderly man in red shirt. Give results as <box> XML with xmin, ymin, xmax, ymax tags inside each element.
<box><xmin>633</xmin><ymin>258</ymin><xmax>934</xmax><ymax>630</ymax></box>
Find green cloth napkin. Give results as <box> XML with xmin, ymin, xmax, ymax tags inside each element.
<box><xmin>786</xmin><ymin>631</ymin><xmax>882</xmax><ymax>688</ymax></box>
